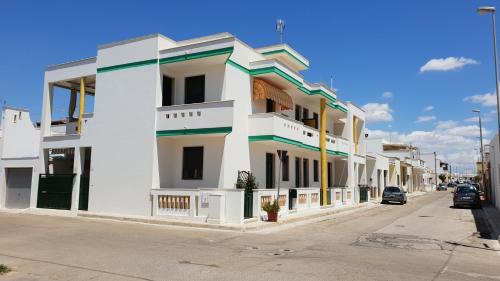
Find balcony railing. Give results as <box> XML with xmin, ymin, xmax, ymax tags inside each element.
<box><xmin>48</xmin><ymin>113</ymin><xmax>94</xmax><ymax>138</ymax></box>
<box><xmin>156</xmin><ymin>100</ymin><xmax>234</xmax><ymax>133</ymax></box>
<box><xmin>248</xmin><ymin>113</ymin><xmax>349</xmax><ymax>155</ymax></box>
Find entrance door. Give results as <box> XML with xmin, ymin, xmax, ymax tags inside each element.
<box><xmin>5</xmin><ymin>168</ymin><xmax>32</xmax><ymax>209</ymax></box>
<box><xmin>266</xmin><ymin>153</ymin><xmax>274</xmax><ymax>189</ymax></box>
<box><xmin>295</xmin><ymin>157</ymin><xmax>301</xmax><ymax>187</ymax></box>
<box><xmin>303</xmin><ymin>158</ymin><xmax>309</xmax><ymax>187</ymax></box>
<box><xmin>327</xmin><ymin>162</ymin><xmax>332</xmax><ymax>187</ymax></box>
<box><xmin>37</xmin><ymin>174</ymin><xmax>74</xmax><ymax>210</ymax></box>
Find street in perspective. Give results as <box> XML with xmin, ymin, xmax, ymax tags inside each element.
<box><xmin>1</xmin><ymin>1</ymin><xmax>500</xmax><ymax>280</ymax></box>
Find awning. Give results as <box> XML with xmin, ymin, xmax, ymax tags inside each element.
<box><xmin>253</xmin><ymin>78</ymin><xmax>293</xmax><ymax>110</ymax></box>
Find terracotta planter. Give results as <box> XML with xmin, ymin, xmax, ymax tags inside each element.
<box><xmin>267</xmin><ymin>211</ymin><xmax>278</xmax><ymax>222</ymax></box>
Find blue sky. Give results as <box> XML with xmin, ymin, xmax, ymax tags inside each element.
<box><xmin>0</xmin><ymin>0</ymin><xmax>498</xmax><ymax>171</ymax></box>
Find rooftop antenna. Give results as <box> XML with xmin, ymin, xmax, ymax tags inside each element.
<box><xmin>276</xmin><ymin>19</ymin><xmax>285</xmax><ymax>44</ymax></box>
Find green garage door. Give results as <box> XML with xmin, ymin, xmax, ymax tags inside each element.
<box><xmin>37</xmin><ymin>174</ymin><xmax>75</xmax><ymax>210</ymax></box>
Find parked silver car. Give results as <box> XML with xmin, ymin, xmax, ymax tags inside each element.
<box><xmin>382</xmin><ymin>186</ymin><xmax>407</xmax><ymax>204</ymax></box>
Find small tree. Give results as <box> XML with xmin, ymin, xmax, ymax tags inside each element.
<box><xmin>236</xmin><ymin>171</ymin><xmax>259</xmax><ymax>191</ymax></box>
<box><xmin>438</xmin><ymin>174</ymin><xmax>447</xmax><ymax>183</ymax></box>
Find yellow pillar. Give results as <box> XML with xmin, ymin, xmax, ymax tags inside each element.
<box><xmin>320</xmin><ymin>98</ymin><xmax>327</xmax><ymax>206</ymax></box>
<box><xmin>77</xmin><ymin>77</ymin><xmax>86</xmax><ymax>135</ymax></box>
<box><xmin>353</xmin><ymin>116</ymin><xmax>358</xmax><ymax>154</ymax></box>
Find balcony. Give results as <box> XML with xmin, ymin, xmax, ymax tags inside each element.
<box><xmin>248</xmin><ymin>113</ymin><xmax>349</xmax><ymax>156</ymax></box>
<box><xmin>46</xmin><ymin>113</ymin><xmax>94</xmax><ymax>139</ymax></box>
<box><xmin>156</xmin><ymin>100</ymin><xmax>234</xmax><ymax>136</ymax></box>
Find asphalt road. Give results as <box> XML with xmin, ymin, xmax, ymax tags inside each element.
<box><xmin>0</xmin><ymin>191</ymin><xmax>499</xmax><ymax>281</ymax></box>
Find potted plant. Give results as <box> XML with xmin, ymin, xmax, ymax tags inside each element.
<box><xmin>262</xmin><ymin>200</ymin><xmax>280</xmax><ymax>222</ymax></box>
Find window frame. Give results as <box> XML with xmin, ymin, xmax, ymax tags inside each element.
<box><xmin>182</xmin><ymin>146</ymin><xmax>204</xmax><ymax>180</ymax></box>
<box><xmin>313</xmin><ymin>159</ymin><xmax>319</xmax><ymax>182</ymax></box>
<box><xmin>184</xmin><ymin>75</ymin><xmax>205</xmax><ymax>104</ymax></box>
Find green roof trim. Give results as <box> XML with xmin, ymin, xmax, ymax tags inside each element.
<box><xmin>226</xmin><ymin>60</ymin><xmax>250</xmax><ymax>74</ymax></box>
<box><xmin>333</xmin><ymin>104</ymin><xmax>348</xmax><ymax>113</ymax></box>
<box><xmin>226</xmin><ymin>59</ymin><xmax>337</xmax><ymax>103</ymax></box>
<box><xmin>159</xmin><ymin>47</ymin><xmax>234</xmax><ymax>64</ymax></box>
<box><xmin>97</xmin><ymin>58</ymin><xmax>159</xmax><ymax>73</ymax></box>
<box><xmin>248</xmin><ymin>135</ymin><xmax>348</xmax><ymax>157</ymax></box>
<box><xmin>261</xmin><ymin>49</ymin><xmax>309</xmax><ymax>68</ymax></box>
<box><xmin>156</xmin><ymin>127</ymin><xmax>232</xmax><ymax>137</ymax></box>
<box><xmin>249</xmin><ymin>66</ymin><xmax>302</xmax><ymax>87</ymax></box>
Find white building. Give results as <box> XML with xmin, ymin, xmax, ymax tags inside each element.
<box><xmin>0</xmin><ymin>33</ymin><xmax>367</xmax><ymax>224</ymax></box>
<box><xmin>366</xmin><ymin>138</ymin><xmax>430</xmax><ymax>192</ymax></box>
<box><xmin>488</xmin><ymin>134</ymin><xmax>500</xmax><ymax>210</ymax></box>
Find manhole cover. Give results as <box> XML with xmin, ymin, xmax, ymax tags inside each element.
<box><xmin>268</xmin><ymin>252</ymin><xmax>285</xmax><ymax>256</ymax></box>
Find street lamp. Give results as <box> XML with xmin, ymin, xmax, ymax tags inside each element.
<box><xmin>477</xmin><ymin>6</ymin><xmax>500</xmax><ymax>138</ymax></box>
<box><xmin>472</xmin><ymin>109</ymin><xmax>486</xmax><ymax>191</ymax></box>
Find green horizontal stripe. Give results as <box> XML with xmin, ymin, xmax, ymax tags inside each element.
<box><xmin>156</xmin><ymin>127</ymin><xmax>232</xmax><ymax>136</ymax></box>
<box><xmin>261</xmin><ymin>49</ymin><xmax>308</xmax><ymax>68</ymax></box>
<box><xmin>97</xmin><ymin>58</ymin><xmax>158</xmax><ymax>73</ymax></box>
<box><xmin>248</xmin><ymin>135</ymin><xmax>348</xmax><ymax>156</ymax></box>
<box><xmin>159</xmin><ymin>47</ymin><xmax>234</xmax><ymax>65</ymax></box>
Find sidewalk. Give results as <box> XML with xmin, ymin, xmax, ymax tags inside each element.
<box><xmin>0</xmin><ymin>191</ymin><xmax>430</xmax><ymax>233</ymax></box>
<box><xmin>482</xmin><ymin>203</ymin><xmax>500</xmax><ymax>242</ymax></box>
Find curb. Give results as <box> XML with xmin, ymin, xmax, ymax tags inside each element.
<box><xmin>1</xmin><ymin>191</ymin><xmax>432</xmax><ymax>233</ymax></box>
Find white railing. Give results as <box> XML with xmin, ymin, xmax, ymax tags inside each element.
<box><xmin>252</xmin><ymin>189</ymin><xmax>289</xmax><ymax>220</ymax></box>
<box><xmin>332</xmin><ymin>188</ymin><xmax>343</xmax><ymax>206</ymax></box>
<box><xmin>294</xmin><ymin>188</ymin><xmax>321</xmax><ymax>211</ymax></box>
<box><xmin>151</xmin><ymin>188</ymin><xmax>244</xmax><ymax>224</ymax></box>
<box><xmin>151</xmin><ymin>189</ymin><xmax>198</xmax><ymax>217</ymax></box>
<box><xmin>249</xmin><ymin>113</ymin><xmax>350</xmax><ymax>155</ymax></box>
<box><xmin>49</xmin><ymin>113</ymin><xmax>94</xmax><ymax>137</ymax></box>
<box><xmin>156</xmin><ymin>100</ymin><xmax>234</xmax><ymax>132</ymax></box>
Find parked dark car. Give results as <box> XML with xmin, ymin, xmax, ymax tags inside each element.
<box><xmin>453</xmin><ymin>184</ymin><xmax>480</xmax><ymax>208</ymax></box>
<box><xmin>382</xmin><ymin>186</ymin><xmax>407</xmax><ymax>204</ymax></box>
<box><xmin>437</xmin><ymin>183</ymin><xmax>447</xmax><ymax>191</ymax></box>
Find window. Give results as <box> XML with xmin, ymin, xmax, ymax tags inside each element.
<box><xmin>13</xmin><ymin>114</ymin><xmax>17</xmax><ymax>123</ymax></box>
<box><xmin>266</xmin><ymin>99</ymin><xmax>276</xmax><ymax>113</ymax></box>
<box><xmin>295</xmin><ymin>157</ymin><xmax>302</xmax><ymax>187</ymax></box>
<box><xmin>313</xmin><ymin>160</ymin><xmax>319</xmax><ymax>182</ymax></box>
<box><xmin>302</xmin><ymin>108</ymin><xmax>309</xmax><ymax>120</ymax></box>
<box><xmin>327</xmin><ymin>162</ymin><xmax>332</xmax><ymax>187</ymax></box>
<box><xmin>295</xmin><ymin>105</ymin><xmax>302</xmax><ymax>121</ymax></box>
<box><xmin>182</xmin><ymin>147</ymin><xmax>203</xmax><ymax>180</ymax></box>
<box><xmin>282</xmin><ymin>153</ymin><xmax>289</xmax><ymax>181</ymax></box>
<box><xmin>162</xmin><ymin>76</ymin><xmax>173</xmax><ymax>106</ymax></box>
<box><xmin>185</xmin><ymin>75</ymin><xmax>205</xmax><ymax>104</ymax></box>
<box><xmin>18</xmin><ymin>112</ymin><xmax>22</xmax><ymax>120</ymax></box>
<box><xmin>266</xmin><ymin>153</ymin><xmax>275</xmax><ymax>189</ymax></box>
<box><xmin>313</xmin><ymin>112</ymin><xmax>319</xmax><ymax>129</ymax></box>
<box><xmin>303</xmin><ymin>158</ymin><xmax>309</xmax><ymax>187</ymax></box>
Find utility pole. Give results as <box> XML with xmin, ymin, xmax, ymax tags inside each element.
<box><xmin>434</xmin><ymin>152</ymin><xmax>438</xmax><ymax>189</ymax></box>
<box><xmin>476</xmin><ymin>111</ymin><xmax>486</xmax><ymax>191</ymax></box>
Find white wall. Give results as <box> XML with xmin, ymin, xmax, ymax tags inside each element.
<box><xmin>157</xmin><ymin>137</ymin><xmax>224</xmax><ymax>188</ymax></box>
<box><xmin>163</xmin><ymin>64</ymin><xmax>226</xmax><ymax>105</ymax></box>
<box><xmin>249</xmin><ymin>142</ymin><xmax>327</xmax><ymax>189</ymax></box>
<box><xmin>89</xmin><ymin>36</ymin><xmax>160</xmax><ymax>216</ymax></box>
<box><xmin>1</xmin><ymin>108</ymin><xmax>40</xmax><ymax>159</ymax></box>
<box><xmin>489</xmin><ymin>134</ymin><xmax>500</xmax><ymax>209</ymax></box>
